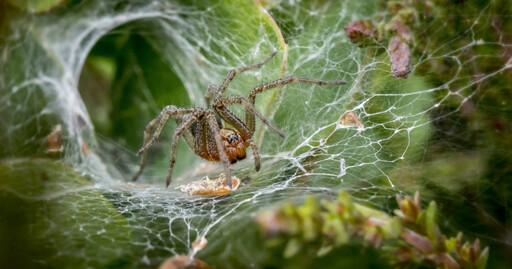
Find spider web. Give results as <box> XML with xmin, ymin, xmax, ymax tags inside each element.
<box><xmin>1</xmin><ymin>0</ymin><xmax>511</xmax><ymax>267</ymax></box>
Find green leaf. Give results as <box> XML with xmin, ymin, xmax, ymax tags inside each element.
<box><xmin>322</xmin><ymin>217</ymin><xmax>349</xmax><ymax>245</ymax></box>
<box><xmin>476</xmin><ymin>247</ymin><xmax>489</xmax><ymax>269</ymax></box>
<box><xmin>425</xmin><ymin>201</ymin><xmax>440</xmax><ymax>244</ymax></box>
<box><xmin>283</xmin><ymin>238</ymin><xmax>302</xmax><ymax>258</ymax></box>
<box><xmin>317</xmin><ymin>245</ymin><xmax>333</xmax><ymax>257</ymax></box>
<box><xmin>7</xmin><ymin>0</ymin><xmax>67</xmax><ymax>13</ymax></box>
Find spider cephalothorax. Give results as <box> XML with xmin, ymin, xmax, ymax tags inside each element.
<box><xmin>132</xmin><ymin>51</ymin><xmax>346</xmax><ymax>188</ymax></box>
<box><xmin>220</xmin><ymin>129</ymin><xmax>247</xmax><ymax>164</ymax></box>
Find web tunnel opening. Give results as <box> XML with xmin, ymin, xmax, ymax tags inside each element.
<box><xmin>78</xmin><ymin>21</ymin><xmax>196</xmax><ymax>185</ymax></box>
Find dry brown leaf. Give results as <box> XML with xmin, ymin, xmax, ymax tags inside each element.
<box><xmin>45</xmin><ymin>124</ymin><xmax>64</xmax><ymax>153</ymax></box>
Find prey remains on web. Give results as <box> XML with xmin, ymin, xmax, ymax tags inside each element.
<box><xmin>132</xmin><ymin>52</ymin><xmax>346</xmax><ymax>188</ymax></box>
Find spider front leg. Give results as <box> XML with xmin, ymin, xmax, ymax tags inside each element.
<box><xmin>206</xmin><ymin>112</ymin><xmax>233</xmax><ymax>188</ymax></box>
<box><xmin>216</xmin><ymin>51</ymin><xmax>277</xmax><ymax>97</ymax></box>
<box><xmin>216</xmin><ymin>96</ymin><xmax>285</xmax><ymax>138</ymax></box>
<box><xmin>131</xmin><ymin>117</ymin><xmax>159</xmax><ymax>182</ymax></box>
<box><xmin>204</xmin><ymin>84</ymin><xmax>217</xmax><ymax>107</ymax></box>
<box><xmin>211</xmin><ymin>101</ymin><xmax>263</xmax><ymax>173</ymax></box>
<box><xmin>245</xmin><ymin>76</ymin><xmax>346</xmax><ymax>132</ymax></box>
<box><xmin>249</xmin><ymin>141</ymin><xmax>261</xmax><ymax>171</ymax></box>
<box><xmin>165</xmin><ymin>111</ymin><xmax>204</xmax><ymax>187</ymax></box>
<box><xmin>136</xmin><ymin>106</ymin><xmax>198</xmax><ymax>155</ymax></box>
<box><xmin>132</xmin><ymin>105</ymin><xmax>198</xmax><ymax>182</ymax></box>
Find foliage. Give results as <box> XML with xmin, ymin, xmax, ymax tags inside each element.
<box><xmin>256</xmin><ymin>192</ymin><xmax>488</xmax><ymax>269</ymax></box>
<box><xmin>345</xmin><ymin>1</ymin><xmax>512</xmax><ymax>267</ymax></box>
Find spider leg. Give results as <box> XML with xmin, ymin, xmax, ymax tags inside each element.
<box><xmin>217</xmin><ymin>96</ymin><xmax>285</xmax><ymax>138</ymax></box>
<box><xmin>132</xmin><ymin>117</ymin><xmax>159</xmax><ymax>182</ymax></box>
<box><xmin>210</xmin><ymin>103</ymin><xmax>261</xmax><ymax>172</ymax></box>
<box><xmin>249</xmin><ymin>76</ymin><xmax>346</xmax><ymax>102</ymax></box>
<box><xmin>206</xmin><ymin>112</ymin><xmax>233</xmax><ymax>188</ymax></box>
<box><xmin>249</xmin><ymin>141</ymin><xmax>261</xmax><ymax>171</ymax></box>
<box><xmin>165</xmin><ymin>111</ymin><xmax>204</xmax><ymax>187</ymax></box>
<box><xmin>213</xmin><ymin>103</ymin><xmax>252</xmax><ymax>140</ymax></box>
<box><xmin>204</xmin><ymin>84</ymin><xmax>217</xmax><ymax>107</ymax></box>
<box><xmin>132</xmin><ymin>105</ymin><xmax>198</xmax><ymax>182</ymax></box>
<box><xmin>217</xmin><ymin>51</ymin><xmax>277</xmax><ymax>96</ymax></box>
<box><xmin>245</xmin><ymin>76</ymin><xmax>346</xmax><ymax>132</ymax></box>
<box><xmin>136</xmin><ymin>106</ymin><xmax>197</xmax><ymax>156</ymax></box>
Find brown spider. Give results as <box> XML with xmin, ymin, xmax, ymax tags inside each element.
<box><xmin>132</xmin><ymin>52</ymin><xmax>346</xmax><ymax>188</ymax></box>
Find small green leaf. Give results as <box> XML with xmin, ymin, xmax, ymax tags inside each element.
<box><xmin>317</xmin><ymin>245</ymin><xmax>333</xmax><ymax>257</ymax></box>
<box><xmin>425</xmin><ymin>201</ymin><xmax>440</xmax><ymax>244</ymax></box>
<box><xmin>385</xmin><ymin>218</ymin><xmax>403</xmax><ymax>238</ymax></box>
<box><xmin>283</xmin><ymin>238</ymin><xmax>302</xmax><ymax>258</ymax></box>
<box><xmin>445</xmin><ymin>236</ymin><xmax>457</xmax><ymax>252</ymax></box>
<box><xmin>476</xmin><ymin>247</ymin><xmax>489</xmax><ymax>269</ymax></box>
<box><xmin>322</xmin><ymin>217</ymin><xmax>349</xmax><ymax>245</ymax></box>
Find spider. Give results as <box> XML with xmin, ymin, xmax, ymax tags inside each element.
<box><xmin>132</xmin><ymin>52</ymin><xmax>346</xmax><ymax>188</ymax></box>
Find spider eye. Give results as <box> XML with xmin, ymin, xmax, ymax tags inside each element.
<box><xmin>227</xmin><ymin>135</ymin><xmax>239</xmax><ymax>144</ymax></box>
